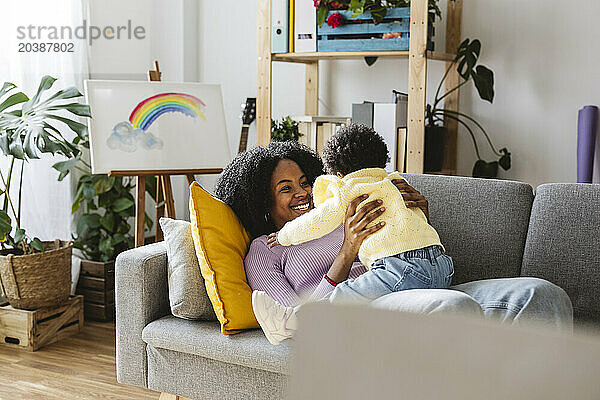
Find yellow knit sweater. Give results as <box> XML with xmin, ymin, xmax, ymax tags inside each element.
<box><xmin>277</xmin><ymin>168</ymin><xmax>442</xmax><ymax>268</ymax></box>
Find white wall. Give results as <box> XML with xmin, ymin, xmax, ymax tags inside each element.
<box><xmin>198</xmin><ymin>0</ymin><xmax>600</xmax><ymax>188</ymax></box>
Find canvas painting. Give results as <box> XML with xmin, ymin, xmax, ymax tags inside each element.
<box><xmin>85</xmin><ymin>80</ymin><xmax>231</xmax><ymax>174</ymax></box>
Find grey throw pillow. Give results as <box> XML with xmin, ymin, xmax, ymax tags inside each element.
<box><xmin>159</xmin><ymin>217</ymin><xmax>217</xmax><ymax>321</ymax></box>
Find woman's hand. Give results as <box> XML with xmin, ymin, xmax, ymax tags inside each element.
<box><xmin>326</xmin><ymin>195</ymin><xmax>386</xmax><ymax>284</ymax></box>
<box><xmin>392</xmin><ymin>179</ymin><xmax>429</xmax><ymax>221</ymax></box>
<box><xmin>341</xmin><ymin>195</ymin><xmax>386</xmax><ymax>256</ymax></box>
<box><xmin>266</xmin><ymin>232</ymin><xmax>280</xmax><ymax>248</ymax></box>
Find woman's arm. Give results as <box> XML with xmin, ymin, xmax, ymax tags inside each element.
<box><xmin>325</xmin><ymin>195</ymin><xmax>386</xmax><ymax>284</ymax></box>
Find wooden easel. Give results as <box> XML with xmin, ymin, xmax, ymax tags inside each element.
<box><xmin>109</xmin><ymin>61</ymin><xmax>223</xmax><ymax>247</ymax></box>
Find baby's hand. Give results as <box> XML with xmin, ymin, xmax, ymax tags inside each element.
<box><xmin>267</xmin><ymin>232</ymin><xmax>280</xmax><ymax>248</ymax></box>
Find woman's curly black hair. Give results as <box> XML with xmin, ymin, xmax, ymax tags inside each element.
<box><xmin>321</xmin><ymin>123</ymin><xmax>389</xmax><ymax>175</ymax></box>
<box><xmin>214</xmin><ymin>141</ymin><xmax>324</xmax><ymax>239</ymax></box>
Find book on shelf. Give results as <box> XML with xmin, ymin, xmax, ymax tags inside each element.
<box><xmin>289</xmin><ymin>0</ymin><xmax>295</xmax><ymax>52</ymax></box>
<box><xmin>294</xmin><ymin>0</ymin><xmax>316</xmax><ymax>52</ymax></box>
<box><xmin>271</xmin><ymin>0</ymin><xmax>289</xmax><ymax>53</ymax></box>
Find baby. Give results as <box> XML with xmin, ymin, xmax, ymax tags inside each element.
<box><xmin>253</xmin><ymin>123</ymin><xmax>453</xmax><ymax>345</ymax></box>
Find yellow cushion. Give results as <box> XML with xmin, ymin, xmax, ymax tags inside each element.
<box><xmin>188</xmin><ymin>182</ymin><xmax>258</xmax><ymax>334</ymax></box>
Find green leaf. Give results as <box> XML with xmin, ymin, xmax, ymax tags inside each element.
<box><xmin>98</xmin><ymin>236</ymin><xmax>113</xmax><ymax>254</ymax></box>
<box><xmin>53</xmin><ymin>156</ymin><xmax>80</xmax><ymax>173</ymax></box>
<box><xmin>8</xmin><ymin>132</ymin><xmax>25</xmax><ymax>159</ymax></box>
<box><xmin>100</xmin><ymin>211</ymin><xmax>116</xmax><ymax>232</ymax></box>
<box><xmin>14</xmin><ymin>228</ymin><xmax>25</xmax><ymax>243</ymax></box>
<box><xmin>0</xmin><ymin>134</ymin><xmax>10</xmax><ymax>155</ymax></box>
<box><xmin>0</xmin><ymin>82</ymin><xmax>17</xmax><ymax>99</ymax></box>
<box><xmin>370</xmin><ymin>6</ymin><xmax>387</xmax><ymax>24</ymax></box>
<box><xmin>0</xmin><ymin>92</ymin><xmax>28</xmax><ymax>113</ymax></box>
<box><xmin>30</xmin><ymin>237</ymin><xmax>45</xmax><ymax>252</ymax></box>
<box><xmin>0</xmin><ymin>210</ymin><xmax>12</xmax><ymax>240</ymax></box>
<box><xmin>317</xmin><ymin>5</ymin><xmax>329</xmax><ymax>27</ymax></box>
<box><xmin>112</xmin><ymin>233</ymin><xmax>126</xmax><ymax>245</ymax></box>
<box><xmin>23</xmin><ymin>130</ymin><xmax>40</xmax><ymax>159</ymax></box>
<box><xmin>45</xmin><ymin>103</ymin><xmax>91</xmax><ymax>118</ymax></box>
<box><xmin>92</xmin><ymin>175</ymin><xmax>113</xmax><ymax>195</ymax></box>
<box><xmin>23</xmin><ymin>76</ymin><xmax>56</xmax><ymax>113</ymax></box>
<box><xmin>83</xmin><ymin>184</ymin><xmax>96</xmax><ymax>201</ymax></box>
<box><xmin>45</xmin><ymin>114</ymin><xmax>88</xmax><ymax>139</ymax></box>
<box><xmin>38</xmin><ymin>87</ymin><xmax>82</xmax><ymax>105</ymax></box>
<box><xmin>112</xmin><ymin>197</ymin><xmax>134</xmax><ymax>212</ymax></box>
<box><xmin>472</xmin><ymin>65</ymin><xmax>494</xmax><ymax>103</ymax></box>
<box><xmin>349</xmin><ymin>0</ymin><xmax>365</xmax><ymax>17</ymax></box>
<box><xmin>77</xmin><ymin>213</ymin><xmax>101</xmax><ymax>235</ymax></box>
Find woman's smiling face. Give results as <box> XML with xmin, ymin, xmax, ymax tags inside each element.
<box><xmin>269</xmin><ymin>159</ymin><xmax>314</xmax><ymax>230</ymax></box>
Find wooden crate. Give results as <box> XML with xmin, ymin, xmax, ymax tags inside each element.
<box><xmin>0</xmin><ymin>295</ymin><xmax>84</xmax><ymax>351</ymax></box>
<box><xmin>317</xmin><ymin>8</ymin><xmax>434</xmax><ymax>52</ymax></box>
<box><xmin>76</xmin><ymin>260</ymin><xmax>115</xmax><ymax>321</ymax></box>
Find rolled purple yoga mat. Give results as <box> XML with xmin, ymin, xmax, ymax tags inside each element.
<box><xmin>577</xmin><ymin>105</ymin><xmax>598</xmax><ymax>183</ymax></box>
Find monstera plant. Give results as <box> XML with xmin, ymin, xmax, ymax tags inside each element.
<box><xmin>0</xmin><ymin>76</ymin><xmax>90</xmax><ymax>254</ymax></box>
<box><xmin>426</xmin><ymin>38</ymin><xmax>511</xmax><ymax>178</ymax></box>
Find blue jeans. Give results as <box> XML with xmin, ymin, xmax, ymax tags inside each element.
<box><xmin>368</xmin><ymin>278</ymin><xmax>573</xmax><ymax>334</ymax></box>
<box><xmin>452</xmin><ymin>277</ymin><xmax>573</xmax><ymax>332</ymax></box>
<box><xmin>326</xmin><ymin>245</ymin><xmax>454</xmax><ymax>304</ymax></box>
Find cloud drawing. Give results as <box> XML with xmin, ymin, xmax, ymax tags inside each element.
<box><xmin>107</xmin><ymin>121</ymin><xmax>164</xmax><ymax>152</ymax></box>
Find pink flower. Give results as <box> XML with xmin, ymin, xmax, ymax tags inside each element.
<box><xmin>329</xmin><ymin>1</ymin><xmax>345</xmax><ymax>9</ymax></box>
<box><xmin>327</xmin><ymin>12</ymin><xmax>343</xmax><ymax>28</ymax></box>
<box><xmin>313</xmin><ymin>0</ymin><xmax>320</xmax><ymax>7</ymax></box>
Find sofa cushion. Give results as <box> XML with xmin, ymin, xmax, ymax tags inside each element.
<box><xmin>402</xmin><ymin>174</ymin><xmax>534</xmax><ymax>285</ymax></box>
<box><xmin>188</xmin><ymin>182</ymin><xmax>258</xmax><ymax>334</ymax></box>
<box><xmin>146</xmin><ymin>345</ymin><xmax>288</xmax><ymax>400</ymax></box>
<box><xmin>159</xmin><ymin>217</ymin><xmax>216</xmax><ymax>321</ymax></box>
<box><xmin>522</xmin><ymin>183</ymin><xmax>600</xmax><ymax>325</ymax></box>
<box><xmin>142</xmin><ymin>316</ymin><xmax>293</xmax><ymax>375</ymax></box>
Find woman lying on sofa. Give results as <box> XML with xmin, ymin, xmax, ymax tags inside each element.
<box><xmin>214</xmin><ymin>140</ymin><xmax>573</xmax><ymax>343</ymax></box>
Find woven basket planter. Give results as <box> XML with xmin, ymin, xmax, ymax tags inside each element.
<box><xmin>0</xmin><ymin>240</ymin><xmax>72</xmax><ymax>310</ymax></box>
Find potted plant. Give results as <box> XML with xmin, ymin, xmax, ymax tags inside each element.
<box><xmin>425</xmin><ymin>38</ymin><xmax>511</xmax><ymax>178</ymax></box>
<box><xmin>68</xmin><ymin>172</ymin><xmax>154</xmax><ymax>320</ymax></box>
<box><xmin>272</xmin><ymin>116</ymin><xmax>303</xmax><ymax>142</ymax></box>
<box><xmin>0</xmin><ymin>76</ymin><xmax>90</xmax><ymax>309</ymax></box>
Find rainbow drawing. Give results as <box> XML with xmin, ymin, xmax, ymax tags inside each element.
<box><xmin>128</xmin><ymin>92</ymin><xmax>206</xmax><ymax>131</ymax></box>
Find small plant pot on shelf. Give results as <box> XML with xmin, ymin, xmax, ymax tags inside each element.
<box><xmin>472</xmin><ymin>160</ymin><xmax>499</xmax><ymax>179</ymax></box>
<box><xmin>317</xmin><ymin>8</ymin><xmax>435</xmax><ymax>52</ymax></box>
<box><xmin>76</xmin><ymin>259</ymin><xmax>115</xmax><ymax>321</ymax></box>
<box><xmin>0</xmin><ymin>240</ymin><xmax>72</xmax><ymax>310</ymax></box>
<box><xmin>424</xmin><ymin>125</ymin><xmax>447</xmax><ymax>172</ymax></box>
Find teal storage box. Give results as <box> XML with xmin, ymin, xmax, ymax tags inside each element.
<box><xmin>316</xmin><ymin>8</ymin><xmax>434</xmax><ymax>52</ymax></box>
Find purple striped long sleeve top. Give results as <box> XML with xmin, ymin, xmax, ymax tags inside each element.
<box><xmin>244</xmin><ymin>225</ymin><xmax>367</xmax><ymax>307</ymax></box>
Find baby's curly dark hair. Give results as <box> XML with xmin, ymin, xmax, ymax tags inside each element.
<box><xmin>214</xmin><ymin>141</ymin><xmax>324</xmax><ymax>239</ymax></box>
<box><xmin>321</xmin><ymin>123</ymin><xmax>389</xmax><ymax>175</ymax></box>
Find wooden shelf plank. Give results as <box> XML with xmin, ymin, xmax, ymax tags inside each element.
<box><xmin>272</xmin><ymin>50</ymin><xmax>455</xmax><ymax>63</ymax></box>
<box><xmin>426</xmin><ymin>169</ymin><xmax>457</xmax><ymax>176</ymax></box>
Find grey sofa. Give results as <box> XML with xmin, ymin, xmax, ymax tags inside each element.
<box><xmin>115</xmin><ymin>174</ymin><xmax>600</xmax><ymax>400</ymax></box>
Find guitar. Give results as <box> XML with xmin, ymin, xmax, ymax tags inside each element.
<box><xmin>238</xmin><ymin>97</ymin><xmax>256</xmax><ymax>153</ymax></box>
